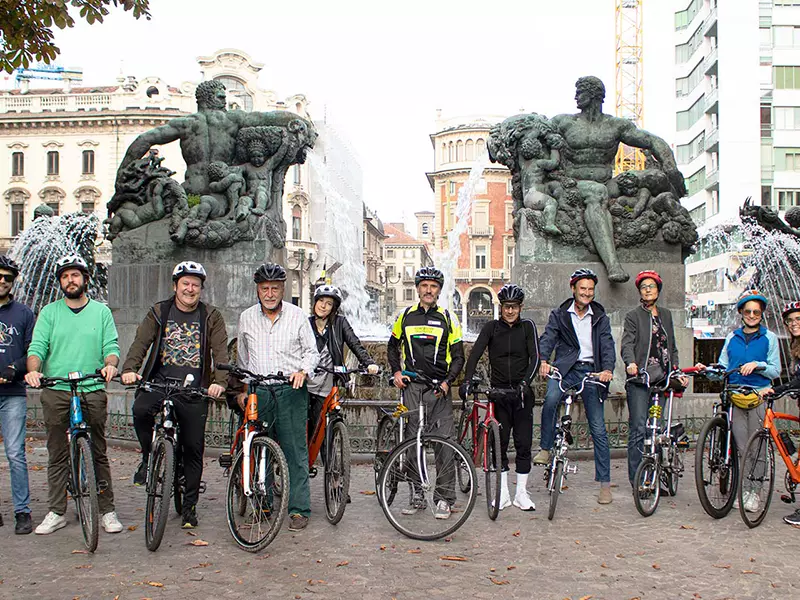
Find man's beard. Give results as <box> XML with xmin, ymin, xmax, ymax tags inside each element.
<box><xmin>62</xmin><ymin>283</ymin><xmax>87</xmax><ymax>299</ymax></box>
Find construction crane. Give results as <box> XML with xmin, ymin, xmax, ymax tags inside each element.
<box><xmin>14</xmin><ymin>63</ymin><xmax>83</xmax><ymax>88</ymax></box>
<box><xmin>614</xmin><ymin>0</ymin><xmax>645</xmax><ymax>174</ymax></box>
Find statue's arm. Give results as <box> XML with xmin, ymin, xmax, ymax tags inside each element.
<box><xmin>231</xmin><ymin>110</ymin><xmax>297</xmax><ymax>128</ymax></box>
<box><xmin>618</xmin><ymin>121</ymin><xmax>687</xmax><ymax>197</ymax></box>
<box><xmin>538</xmin><ymin>149</ymin><xmax>560</xmax><ymax>172</ymax></box>
<box><xmin>119</xmin><ymin>121</ymin><xmax>187</xmax><ymax>169</ymax></box>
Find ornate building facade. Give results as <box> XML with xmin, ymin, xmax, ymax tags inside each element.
<box><xmin>383</xmin><ymin>221</ymin><xmax>433</xmax><ymax>316</ymax></box>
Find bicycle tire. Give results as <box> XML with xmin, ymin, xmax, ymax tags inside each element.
<box><xmin>377</xmin><ymin>435</ymin><xmax>476</xmax><ymax>541</ymax></box>
<box><xmin>663</xmin><ymin>443</ymin><xmax>683</xmax><ymax>497</ymax></box>
<box><xmin>738</xmin><ymin>429</ymin><xmax>775</xmax><ymax>529</ymax></box>
<box><xmin>485</xmin><ymin>421</ymin><xmax>502</xmax><ymax>520</ymax></box>
<box><xmin>324</xmin><ymin>420</ymin><xmax>351</xmax><ymax>525</ymax></box>
<box><xmin>374</xmin><ymin>416</ymin><xmax>400</xmax><ymax>503</ymax></box>
<box><xmin>173</xmin><ymin>448</ymin><xmax>183</xmax><ymax>516</ymax></box>
<box><xmin>226</xmin><ymin>436</ymin><xmax>289</xmax><ymax>552</ymax></box>
<box><xmin>547</xmin><ymin>460</ymin><xmax>564</xmax><ymax>521</ymax></box>
<box><xmin>145</xmin><ymin>438</ymin><xmax>174</xmax><ymax>551</ymax></box>
<box><xmin>457</xmin><ymin>408</ymin><xmax>474</xmax><ymax>494</ymax></box>
<box><xmin>695</xmin><ymin>416</ymin><xmax>738</xmax><ymax>519</ymax></box>
<box><xmin>633</xmin><ymin>457</ymin><xmax>661</xmax><ymax>517</ymax></box>
<box><xmin>232</xmin><ymin>439</ymin><xmax>247</xmax><ymax>517</ymax></box>
<box><xmin>73</xmin><ymin>436</ymin><xmax>99</xmax><ymax>552</ymax></box>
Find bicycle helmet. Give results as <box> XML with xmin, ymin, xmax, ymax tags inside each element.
<box><xmin>783</xmin><ymin>301</ymin><xmax>800</xmax><ymax>321</ymax></box>
<box><xmin>253</xmin><ymin>262</ymin><xmax>287</xmax><ymax>283</ymax></box>
<box><xmin>414</xmin><ymin>266</ymin><xmax>444</xmax><ymax>287</ymax></box>
<box><xmin>569</xmin><ymin>268</ymin><xmax>598</xmax><ymax>287</ymax></box>
<box><xmin>0</xmin><ymin>255</ymin><xmax>20</xmax><ymax>277</ymax></box>
<box><xmin>635</xmin><ymin>270</ymin><xmax>662</xmax><ymax>292</ymax></box>
<box><xmin>55</xmin><ymin>255</ymin><xmax>89</xmax><ymax>279</ymax></box>
<box><xmin>498</xmin><ymin>283</ymin><xmax>525</xmax><ymax>304</ymax></box>
<box><xmin>736</xmin><ymin>289</ymin><xmax>768</xmax><ymax>312</ymax></box>
<box><xmin>314</xmin><ymin>284</ymin><xmax>342</xmax><ymax>308</ymax></box>
<box><xmin>172</xmin><ymin>261</ymin><xmax>207</xmax><ymax>282</ymax></box>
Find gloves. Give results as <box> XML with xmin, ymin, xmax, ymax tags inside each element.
<box><xmin>458</xmin><ymin>382</ymin><xmax>472</xmax><ymax>401</ymax></box>
<box><xmin>366</xmin><ymin>364</ymin><xmax>380</xmax><ymax>375</ymax></box>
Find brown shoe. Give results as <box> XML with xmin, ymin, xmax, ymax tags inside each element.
<box><xmin>288</xmin><ymin>514</ymin><xmax>309</xmax><ymax>531</ymax></box>
<box><xmin>597</xmin><ymin>487</ymin><xmax>613</xmax><ymax>505</ymax></box>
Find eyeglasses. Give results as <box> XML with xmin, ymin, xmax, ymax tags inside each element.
<box><xmin>639</xmin><ymin>284</ymin><xmax>658</xmax><ymax>291</ymax></box>
<box><xmin>0</xmin><ymin>274</ymin><xmax>16</xmax><ymax>283</ymax></box>
<box><xmin>743</xmin><ymin>309</ymin><xmax>762</xmax><ymax>316</ymax></box>
<box><xmin>501</xmin><ymin>303</ymin><xmax>521</xmax><ymax>309</ymax></box>
<box><xmin>786</xmin><ymin>316</ymin><xmax>800</xmax><ymax>325</ymax></box>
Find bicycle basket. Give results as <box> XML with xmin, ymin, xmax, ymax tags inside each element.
<box><xmin>729</xmin><ymin>391</ymin><xmax>764</xmax><ymax>410</ymax></box>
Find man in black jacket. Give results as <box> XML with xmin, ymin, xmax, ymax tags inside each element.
<box><xmin>536</xmin><ymin>268</ymin><xmax>616</xmax><ymax>504</ymax></box>
<box><xmin>461</xmin><ymin>284</ymin><xmax>539</xmax><ymax>511</ymax></box>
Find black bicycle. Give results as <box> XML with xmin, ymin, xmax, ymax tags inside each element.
<box><xmin>39</xmin><ymin>371</ymin><xmax>107</xmax><ymax>552</ymax></box>
<box><xmin>129</xmin><ymin>376</ymin><xmax>208</xmax><ymax>551</ymax></box>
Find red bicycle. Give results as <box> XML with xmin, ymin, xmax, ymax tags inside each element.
<box><xmin>457</xmin><ymin>375</ymin><xmax>505</xmax><ymax>520</ymax></box>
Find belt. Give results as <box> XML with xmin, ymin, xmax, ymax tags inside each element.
<box><xmin>575</xmin><ymin>360</ymin><xmax>595</xmax><ymax>366</ymax></box>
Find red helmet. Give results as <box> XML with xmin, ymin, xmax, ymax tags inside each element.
<box><xmin>635</xmin><ymin>270</ymin><xmax>662</xmax><ymax>292</ymax></box>
<box><xmin>783</xmin><ymin>301</ymin><xmax>800</xmax><ymax>321</ymax></box>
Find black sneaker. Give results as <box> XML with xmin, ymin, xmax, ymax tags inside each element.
<box><xmin>783</xmin><ymin>508</ymin><xmax>800</xmax><ymax>526</ymax></box>
<box><xmin>14</xmin><ymin>512</ymin><xmax>32</xmax><ymax>535</ymax></box>
<box><xmin>133</xmin><ymin>460</ymin><xmax>148</xmax><ymax>486</ymax></box>
<box><xmin>181</xmin><ymin>505</ymin><xmax>198</xmax><ymax>529</ymax></box>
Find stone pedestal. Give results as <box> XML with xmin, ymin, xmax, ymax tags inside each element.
<box><xmin>514</xmin><ymin>219</ymin><xmax>691</xmax><ymax>395</ymax></box>
<box><xmin>108</xmin><ymin>220</ymin><xmax>285</xmax><ymax>365</ymax></box>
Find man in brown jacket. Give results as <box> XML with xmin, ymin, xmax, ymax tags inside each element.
<box><xmin>121</xmin><ymin>261</ymin><xmax>228</xmax><ymax>528</ymax></box>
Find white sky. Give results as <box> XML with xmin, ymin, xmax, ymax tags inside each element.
<box><xmin>44</xmin><ymin>0</ymin><xmax>677</xmax><ymax>228</ymax></box>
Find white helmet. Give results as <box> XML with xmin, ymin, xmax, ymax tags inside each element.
<box><xmin>314</xmin><ymin>284</ymin><xmax>342</xmax><ymax>308</ymax></box>
<box><xmin>172</xmin><ymin>261</ymin><xmax>207</xmax><ymax>282</ymax></box>
<box><xmin>55</xmin><ymin>255</ymin><xmax>89</xmax><ymax>279</ymax></box>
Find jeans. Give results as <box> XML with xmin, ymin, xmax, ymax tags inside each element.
<box><xmin>732</xmin><ymin>403</ymin><xmax>767</xmax><ymax>493</ymax></box>
<box><xmin>540</xmin><ymin>363</ymin><xmax>611</xmax><ymax>483</ymax></box>
<box><xmin>626</xmin><ymin>381</ymin><xmax>655</xmax><ymax>485</ymax></box>
<box><xmin>0</xmin><ymin>395</ymin><xmax>31</xmax><ymax>514</ymax></box>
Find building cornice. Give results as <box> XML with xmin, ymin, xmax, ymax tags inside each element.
<box><xmin>0</xmin><ymin>109</ymin><xmax>188</xmax><ymax>130</ymax></box>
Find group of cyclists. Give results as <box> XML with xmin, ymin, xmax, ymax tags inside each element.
<box><xmin>0</xmin><ymin>250</ymin><xmax>799</xmax><ymax>540</ymax></box>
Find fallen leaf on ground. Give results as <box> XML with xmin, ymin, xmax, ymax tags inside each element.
<box><xmin>360</xmin><ymin>490</ymin><xmax>376</xmax><ymax>495</ymax></box>
<box><xmin>336</xmin><ymin>561</ymin><xmax>349</xmax><ymax>567</ymax></box>
<box><xmin>652</xmin><ymin>564</ymin><xmax>660</xmax><ymax>570</ymax></box>
<box><xmin>127</xmin><ymin>525</ymin><xmax>138</xmax><ymax>531</ymax></box>
<box><xmin>439</xmin><ymin>556</ymin><xmax>467</xmax><ymax>562</ymax></box>
<box><xmin>71</xmin><ymin>550</ymin><xmax>89</xmax><ymax>554</ymax></box>
<box><xmin>750</xmin><ymin>557</ymin><xmax>756</xmax><ymax>562</ymax></box>
<box><xmin>75</xmin><ymin>565</ymin><xmax>92</xmax><ymax>569</ymax></box>
<box><xmin>185</xmin><ymin>531</ymin><xmax>197</xmax><ymax>537</ymax></box>
<box><xmin>712</xmin><ymin>564</ymin><xmax>731</xmax><ymax>569</ymax></box>
<box><xmin>489</xmin><ymin>577</ymin><xmax>509</xmax><ymax>585</ymax></box>
<box><xmin>507</xmin><ymin>565</ymin><xmax>516</xmax><ymax>570</ymax></box>
<box><xmin>117</xmin><ymin>476</ymin><xmax>128</xmax><ymax>480</ymax></box>
<box><xmin>741</xmin><ymin>570</ymin><xmax>759</xmax><ymax>574</ymax></box>
<box><xmin>31</xmin><ymin>465</ymin><xmax>44</xmax><ymax>471</ymax></box>
<box><xmin>512</xmin><ymin>530</ymin><xmax>520</xmax><ymax>537</ymax></box>
<box><xmin>147</xmin><ymin>582</ymin><xmax>164</xmax><ymax>588</ymax></box>
<box><xmin>188</xmin><ymin>563</ymin><xmax>212</xmax><ymax>570</ymax></box>
<box><xmin>679</xmin><ymin>524</ymin><xmax>696</xmax><ymax>530</ymax></box>
<box><xmin>615</xmin><ymin>553</ymin><xmax>625</xmax><ymax>559</ymax></box>
<box><xmin>580</xmin><ymin>596</ymin><xmax>594</xmax><ymax>600</ymax></box>
<box><xmin>188</xmin><ymin>539</ymin><xmax>209</xmax><ymax>546</ymax></box>
<box><xmin>575</xmin><ymin>540</ymin><xmax>581</xmax><ymax>545</ymax></box>
<box><xmin>407</xmin><ymin>549</ymin><xmax>421</xmax><ymax>554</ymax></box>
<box><xmin>601</xmin><ymin>563</ymin><xmax>608</xmax><ymax>568</ymax></box>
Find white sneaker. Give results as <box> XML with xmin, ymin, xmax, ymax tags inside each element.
<box><xmin>744</xmin><ymin>492</ymin><xmax>760</xmax><ymax>513</ymax></box>
<box><xmin>35</xmin><ymin>511</ymin><xmax>67</xmax><ymax>535</ymax></box>
<box><xmin>495</xmin><ymin>471</ymin><xmax>512</xmax><ymax>510</ymax></box>
<box><xmin>102</xmin><ymin>511</ymin><xmax>123</xmax><ymax>533</ymax></box>
<box><xmin>513</xmin><ymin>473</ymin><xmax>536</xmax><ymax>511</ymax></box>
<box><xmin>434</xmin><ymin>500</ymin><xmax>451</xmax><ymax>520</ymax></box>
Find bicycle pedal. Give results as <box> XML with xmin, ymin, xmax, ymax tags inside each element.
<box><xmin>676</xmin><ymin>440</ymin><xmax>690</xmax><ymax>449</ymax></box>
<box><xmin>781</xmin><ymin>493</ymin><xmax>796</xmax><ymax>504</ymax></box>
<box><xmin>309</xmin><ymin>467</ymin><xmax>318</xmax><ymax>478</ymax></box>
<box><xmin>218</xmin><ymin>454</ymin><xmax>233</xmax><ymax>469</ymax></box>
<box><xmin>566</xmin><ymin>464</ymin><xmax>578</xmax><ymax>474</ymax></box>
<box><xmin>198</xmin><ymin>481</ymin><xmax>207</xmax><ymax>494</ymax></box>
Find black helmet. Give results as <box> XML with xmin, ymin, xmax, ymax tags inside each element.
<box><xmin>498</xmin><ymin>283</ymin><xmax>525</xmax><ymax>304</ymax></box>
<box><xmin>0</xmin><ymin>256</ymin><xmax>20</xmax><ymax>278</ymax></box>
<box><xmin>254</xmin><ymin>263</ymin><xmax>287</xmax><ymax>283</ymax></box>
<box><xmin>414</xmin><ymin>266</ymin><xmax>444</xmax><ymax>287</ymax></box>
<box><xmin>314</xmin><ymin>284</ymin><xmax>342</xmax><ymax>308</ymax></box>
<box><xmin>172</xmin><ymin>261</ymin><xmax>207</xmax><ymax>282</ymax></box>
<box><xmin>55</xmin><ymin>255</ymin><xmax>89</xmax><ymax>279</ymax></box>
<box><xmin>569</xmin><ymin>268</ymin><xmax>598</xmax><ymax>286</ymax></box>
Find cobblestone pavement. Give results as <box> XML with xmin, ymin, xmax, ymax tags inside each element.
<box><xmin>1</xmin><ymin>441</ymin><xmax>800</xmax><ymax>600</ymax></box>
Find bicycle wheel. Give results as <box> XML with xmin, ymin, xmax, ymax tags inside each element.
<box><xmin>695</xmin><ymin>416</ymin><xmax>738</xmax><ymax>518</ymax></box>
<box><xmin>377</xmin><ymin>435</ymin><xmax>476</xmax><ymax>541</ymax></box>
<box><xmin>485</xmin><ymin>422</ymin><xmax>502</xmax><ymax>520</ymax></box>
<box><xmin>173</xmin><ymin>448</ymin><xmax>183</xmax><ymax>516</ymax></box>
<box><xmin>226</xmin><ymin>436</ymin><xmax>289</xmax><ymax>552</ymax></box>
<box><xmin>324</xmin><ymin>420</ymin><xmax>351</xmax><ymax>525</ymax></box>
<box><xmin>547</xmin><ymin>459</ymin><xmax>564</xmax><ymax>521</ymax></box>
<box><xmin>663</xmin><ymin>443</ymin><xmax>683</xmax><ymax>497</ymax></box>
<box><xmin>231</xmin><ymin>440</ymin><xmax>247</xmax><ymax>517</ymax></box>
<box><xmin>374</xmin><ymin>416</ymin><xmax>399</xmax><ymax>503</ymax></box>
<box><xmin>145</xmin><ymin>438</ymin><xmax>174</xmax><ymax>551</ymax></box>
<box><xmin>738</xmin><ymin>429</ymin><xmax>775</xmax><ymax>529</ymax></box>
<box><xmin>73</xmin><ymin>436</ymin><xmax>99</xmax><ymax>552</ymax></box>
<box><xmin>633</xmin><ymin>457</ymin><xmax>661</xmax><ymax>517</ymax></box>
<box><xmin>457</xmin><ymin>409</ymin><xmax>474</xmax><ymax>494</ymax></box>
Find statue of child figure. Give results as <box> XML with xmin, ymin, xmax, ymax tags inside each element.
<box><xmin>519</xmin><ymin>131</ymin><xmax>563</xmax><ymax>235</ymax></box>
<box><xmin>235</xmin><ymin>126</ymin><xmax>291</xmax><ymax>222</ymax></box>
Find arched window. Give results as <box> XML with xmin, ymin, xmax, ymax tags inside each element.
<box><xmin>448</xmin><ymin>142</ymin><xmax>454</xmax><ymax>162</ymax></box>
<box><xmin>213</xmin><ymin>76</ymin><xmax>253</xmax><ymax>111</ymax></box>
<box><xmin>465</xmin><ymin>139</ymin><xmax>475</xmax><ymax>161</ymax></box>
<box><xmin>422</xmin><ymin>222</ymin><xmax>429</xmax><ymax>236</ymax></box>
<box><xmin>456</xmin><ymin>140</ymin><xmax>464</xmax><ymax>161</ymax></box>
<box><xmin>292</xmin><ymin>205</ymin><xmax>302</xmax><ymax>240</ymax></box>
<box><xmin>441</xmin><ymin>143</ymin><xmax>447</xmax><ymax>164</ymax></box>
<box><xmin>476</xmin><ymin>138</ymin><xmax>486</xmax><ymax>156</ymax></box>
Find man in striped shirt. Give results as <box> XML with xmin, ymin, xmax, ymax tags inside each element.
<box><xmin>236</xmin><ymin>263</ymin><xmax>319</xmax><ymax>531</ymax></box>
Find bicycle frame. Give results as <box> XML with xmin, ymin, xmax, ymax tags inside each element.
<box><xmin>459</xmin><ymin>388</ymin><xmax>498</xmax><ymax>471</ymax></box>
<box><xmin>762</xmin><ymin>396</ymin><xmax>800</xmax><ymax>485</ymax></box>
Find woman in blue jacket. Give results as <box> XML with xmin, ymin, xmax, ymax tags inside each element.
<box><xmin>697</xmin><ymin>289</ymin><xmax>780</xmax><ymax>513</ymax></box>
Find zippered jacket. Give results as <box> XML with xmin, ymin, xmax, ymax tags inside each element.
<box><xmin>620</xmin><ymin>304</ymin><xmax>680</xmax><ymax>374</ymax></box>
<box><xmin>463</xmin><ymin>318</ymin><xmax>540</xmax><ymax>387</ymax></box>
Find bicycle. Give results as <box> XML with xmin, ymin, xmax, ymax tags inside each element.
<box><xmin>308</xmin><ymin>365</ymin><xmax>377</xmax><ymax>524</ymax></box>
<box><xmin>694</xmin><ymin>364</ymin><xmax>765</xmax><ymax>519</ymax></box>
<box><xmin>628</xmin><ymin>367</ymin><xmax>693</xmax><ymax>517</ymax></box>
<box><xmin>737</xmin><ymin>387</ymin><xmax>800</xmax><ymax>528</ymax></box>
<box><xmin>128</xmin><ymin>376</ymin><xmax>208</xmax><ymax>551</ymax></box>
<box><xmin>375</xmin><ymin>370</ymin><xmax>477</xmax><ymax>540</ymax></box>
<box><xmin>543</xmin><ymin>368</ymin><xmax>607</xmax><ymax>521</ymax></box>
<box><xmin>218</xmin><ymin>364</ymin><xmax>290</xmax><ymax>552</ymax></box>
<box><xmin>38</xmin><ymin>370</ymin><xmax>107</xmax><ymax>552</ymax></box>
<box><xmin>457</xmin><ymin>375</ymin><xmax>506</xmax><ymax>520</ymax></box>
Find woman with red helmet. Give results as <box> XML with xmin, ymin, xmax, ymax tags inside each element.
<box><xmin>621</xmin><ymin>270</ymin><xmax>688</xmax><ymax>489</ymax></box>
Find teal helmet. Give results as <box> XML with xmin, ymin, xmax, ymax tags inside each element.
<box><xmin>736</xmin><ymin>289</ymin><xmax>768</xmax><ymax>312</ymax></box>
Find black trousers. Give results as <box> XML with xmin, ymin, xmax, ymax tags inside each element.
<box><xmin>133</xmin><ymin>390</ymin><xmax>208</xmax><ymax>508</ymax></box>
<box><xmin>494</xmin><ymin>388</ymin><xmax>533</xmax><ymax>475</ymax></box>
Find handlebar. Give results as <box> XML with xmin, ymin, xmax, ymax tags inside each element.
<box><xmin>627</xmin><ymin>367</ymin><xmax>695</xmax><ymax>391</ymax></box>
<box><xmin>546</xmin><ymin>367</ymin><xmax>607</xmax><ymax>396</ymax></box>
<box><xmin>218</xmin><ymin>363</ymin><xmax>289</xmax><ymax>386</ymax></box>
<box><xmin>39</xmin><ymin>370</ymin><xmax>106</xmax><ymax>389</ymax></box>
<box><xmin>133</xmin><ymin>379</ymin><xmax>210</xmax><ymax>399</ymax></box>
<box><xmin>695</xmin><ymin>364</ymin><xmax>766</xmax><ymax>379</ymax></box>
<box><xmin>389</xmin><ymin>370</ymin><xmax>445</xmax><ymax>394</ymax></box>
<box><xmin>314</xmin><ymin>365</ymin><xmax>380</xmax><ymax>377</ymax></box>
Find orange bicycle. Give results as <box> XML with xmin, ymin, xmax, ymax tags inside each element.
<box><xmin>737</xmin><ymin>387</ymin><xmax>800</xmax><ymax>528</ymax></box>
<box><xmin>308</xmin><ymin>365</ymin><xmax>376</xmax><ymax>524</ymax></box>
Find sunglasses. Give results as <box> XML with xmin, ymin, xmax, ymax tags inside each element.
<box><xmin>742</xmin><ymin>309</ymin><xmax>762</xmax><ymax>316</ymax></box>
<box><xmin>0</xmin><ymin>274</ymin><xmax>16</xmax><ymax>283</ymax></box>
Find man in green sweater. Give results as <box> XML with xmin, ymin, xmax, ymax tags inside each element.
<box><xmin>24</xmin><ymin>255</ymin><xmax>122</xmax><ymax>536</ymax></box>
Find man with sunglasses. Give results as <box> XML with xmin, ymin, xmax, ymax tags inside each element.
<box><xmin>0</xmin><ymin>256</ymin><xmax>35</xmax><ymax>533</ymax></box>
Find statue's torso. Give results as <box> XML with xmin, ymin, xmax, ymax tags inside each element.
<box><xmin>555</xmin><ymin>114</ymin><xmax>624</xmax><ymax>182</ymax></box>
